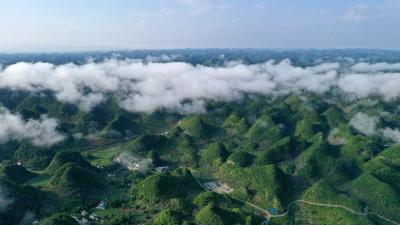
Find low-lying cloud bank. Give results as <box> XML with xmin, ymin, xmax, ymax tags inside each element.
<box><xmin>1</xmin><ymin>60</ymin><xmax>400</xmax><ymax>113</ymax></box>
<box><xmin>0</xmin><ymin>107</ymin><xmax>65</xmax><ymax>147</ymax></box>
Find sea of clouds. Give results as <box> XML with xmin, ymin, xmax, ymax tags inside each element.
<box><xmin>0</xmin><ymin>59</ymin><xmax>399</xmax><ymax>113</ymax></box>
<box><xmin>1</xmin><ymin>59</ymin><xmax>400</xmax><ymax>146</ymax></box>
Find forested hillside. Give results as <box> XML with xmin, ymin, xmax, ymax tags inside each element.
<box><xmin>0</xmin><ymin>50</ymin><xmax>399</xmax><ymax>225</ymax></box>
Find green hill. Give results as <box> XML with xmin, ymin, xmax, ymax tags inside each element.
<box><xmin>0</xmin><ymin>177</ymin><xmax>47</xmax><ymax>225</ymax></box>
<box><xmin>153</xmin><ymin>209</ymin><xmax>181</xmax><ymax>225</ymax></box>
<box><xmin>219</xmin><ymin>164</ymin><xmax>292</xmax><ymax>210</ymax></box>
<box><xmin>349</xmin><ymin>172</ymin><xmax>400</xmax><ymax>221</ymax></box>
<box><xmin>48</xmin><ymin>162</ymin><xmax>102</xmax><ymax>196</ymax></box>
<box><xmin>201</xmin><ymin>142</ymin><xmax>229</xmax><ymax>168</ymax></box>
<box><xmin>13</xmin><ymin>144</ymin><xmax>54</xmax><ymax>170</ymax></box>
<box><xmin>102</xmin><ymin>113</ymin><xmax>142</xmax><ymax>138</ymax></box>
<box><xmin>227</xmin><ymin>151</ymin><xmax>254</xmax><ymax>167</ymax></box>
<box><xmin>255</xmin><ymin>136</ymin><xmax>292</xmax><ymax>165</ymax></box>
<box><xmin>222</xmin><ymin>112</ymin><xmax>248</xmax><ymax>135</ymax></box>
<box><xmin>322</xmin><ymin>106</ymin><xmax>347</xmax><ymax>128</ymax></box>
<box><xmin>180</xmin><ymin>116</ymin><xmax>217</xmax><ymax>139</ymax></box>
<box><xmin>134</xmin><ymin>168</ymin><xmax>199</xmax><ymax>204</ymax></box>
<box><xmin>246</xmin><ymin>114</ymin><xmax>282</xmax><ymax>149</ymax></box>
<box><xmin>46</xmin><ymin>151</ymin><xmax>95</xmax><ymax>174</ymax></box>
<box><xmin>296</xmin><ymin>135</ymin><xmax>336</xmax><ymax>182</ymax></box>
<box><xmin>127</xmin><ymin>134</ymin><xmax>169</xmax><ymax>154</ymax></box>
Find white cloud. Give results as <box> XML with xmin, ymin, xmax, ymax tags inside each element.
<box><xmin>349</xmin><ymin>112</ymin><xmax>400</xmax><ymax>143</ymax></box>
<box><xmin>350</xmin><ymin>113</ymin><xmax>378</xmax><ymax>136</ymax></box>
<box><xmin>381</xmin><ymin>128</ymin><xmax>400</xmax><ymax>143</ymax></box>
<box><xmin>0</xmin><ymin>107</ymin><xmax>65</xmax><ymax>147</ymax></box>
<box><xmin>338</xmin><ymin>73</ymin><xmax>400</xmax><ymax>100</ymax></box>
<box><xmin>0</xmin><ymin>59</ymin><xmax>339</xmax><ymax>113</ymax></box>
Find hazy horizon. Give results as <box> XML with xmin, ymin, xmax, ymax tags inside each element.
<box><xmin>2</xmin><ymin>48</ymin><xmax>400</xmax><ymax>55</ymax></box>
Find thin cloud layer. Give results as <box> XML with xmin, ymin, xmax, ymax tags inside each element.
<box><xmin>1</xmin><ymin>60</ymin><xmax>400</xmax><ymax>113</ymax></box>
<box><xmin>0</xmin><ymin>108</ymin><xmax>65</xmax><ymax>147</ymax></box>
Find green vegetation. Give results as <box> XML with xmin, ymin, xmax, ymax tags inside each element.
<box><xmin>153</xmin><ymin>209</ymin><xmax>181</xmax><ymax>225</ymax></box>
<box><xmin>127</xmin><ymin>134</ymin><xmax>168</xmax><ymax>154</ymax></box>
<box><xmin>322</xmin><ymin>106</ymin><xmax>346</xmax><ymax>128</ymax></box>
<box><xmin>302</xmin><ymin>179</ymin><xmax>362</xmax><ymax>210</ymax></box>
<box><xmin>227</xmin><ymin>151</ymin><xmax>254</xmax><ymax>167</ymax></box>
<box><xmin>134</xmin><ymin>168</ymin><xmax>199</xmax><ymax>204</ymax></box>
<box><xmin>255</xmin><ymin>136</ymin><xmax>292</xmax><ymax>165</ymax></box>
<box><xmin>48</xmin><ymin>162</ymin><xmax>102</xmax><ymax>196</ymax></box>
<box><xmin>180</xmin><ymin>116</ymin><xmax>216</xmax><ymax>139</ymax></box>
<box><xmin>195</xmin><ymin>204</ymin><xmax>225</xmax><ymax>225</ymax></box>
<box><xmin>246</xmin><ymin>114</ymin><xmax>282</xmax><ymax>149</ymax></box>
<box><xmin>46</xmin><ymin>151</ymin><xmax>95</xmax><ymax>174</ymax></box>
<box><xmin>13</xmin><ymin>144</ymin><xmax>54</xmax><ymax>170</ymax></box>
<box><xmin>201</xmin><ymin>142</ymin><xmax>229</xmax><ymax>167</ymax></box>
<box><xmin>1</xmin><ymin>77</ymin><xmax>400</xmax><ymax>224</ymax></box>
<box><xmin>219</xmin><ymin>164</ymin><xmax>291</xmax><ymax>209</ymax></box>
<box><xmin>1</xmin><ymin>164</ymin><xmax>35</xmax><ymax>183</ymax></box>
<box><xmin>193</xmin><ymin>191</ymin><xmax>222</xmax><ymax>207</ymax></box>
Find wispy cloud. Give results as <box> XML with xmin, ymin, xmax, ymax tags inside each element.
<box><xmin>342</xmin><ymin>4</ymin><xmax>370</xmax><ymax>23</ymax></box>
<box><xmin>350</xmin><ymin>112</ymin><xmax>400</xmax><ymax>143</ymax></box>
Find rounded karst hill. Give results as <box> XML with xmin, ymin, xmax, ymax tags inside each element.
<box><xmin>13</xmin><ymin>143</ymin><xmax>55</xmax><ymax>171</ymax></box>
<box><xmin>46</xmin><ymin>151</ymin><xmax>94</xmax><ymax>174</ymax></box>
<box><xmin>48</xmin><ymin>162</ymin><xmax>102</xmax><ymax>196</ymax></box>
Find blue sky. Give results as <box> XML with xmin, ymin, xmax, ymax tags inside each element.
<box><xmin>0</xmin><ymin>0</ymin><xmax>399</xmax><ymax>52</ymax></box>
